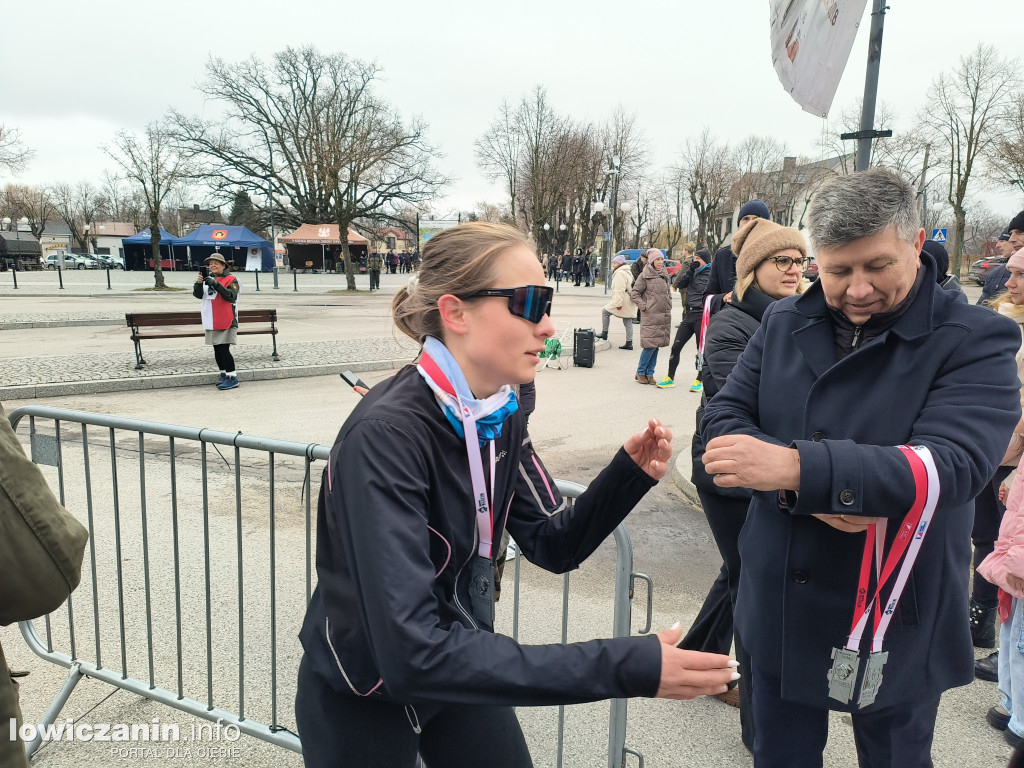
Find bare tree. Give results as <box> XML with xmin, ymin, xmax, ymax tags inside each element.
<box><xmin>475</xmin><ymin>101</ymin><xmax>522</xmax><ymax>222</ymax></box>
<box><xmin>105</xmin><ymin>123</ymin><xmax>192</xmax><ymax>288</ymax></box>
<box><xmin>171</xmin><ymin>46</ymin><xmax>446</xmax><ymax>290</ymax></box>
<box><xmin>731</xmin><ymin>135</ymin><xmax>788</xmax><ymax>214</ymax></box>
<box><xmin>0</xmin><ymin>124</ymin><xmax>33</xmax><ymax>177</ymax></box>
<box><xmin>3</xmin><ymin>184</ymin><xmax>56</xmax><ymax>239</ymax></box>
<box><xmin>922</xmin><ymin>44</ymin><xmax>1021</xmax><ymax>275</ymax></box>
<box><xmin>986</xmin><ymin>95</ymin><xmax>1024</xmax><ymax>200</ymax></box>
<box><xmin>51</xmin><ymin>182</ymin><xmax>100</xmax><ymax>252</ymax></box>
<box><xmin>95</xmin><ymin>171</ymin><xmax>145</xmax><ymax>226</ymax></box>
<box><xmin>677</xmin><ymin>129</ymin><xmax>737</xmax><ymax>252</ymax></box>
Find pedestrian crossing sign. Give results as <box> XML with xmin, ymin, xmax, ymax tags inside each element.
<box><xmin>931</xmin><ymin>229</ymin><xmax>947</xmax><ymax>242</ymax></box>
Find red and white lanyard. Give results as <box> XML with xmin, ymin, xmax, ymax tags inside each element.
<box><xmin>845</xmin><ymin>445</ymin><xmax>939</xmax><ymax>654</ymax></box>
<box><xmin>698</xmin><ymin>295</ymin><xmax>714</xmax><ymax>357</ymax></box>
<box><xmin>418</xmin><ymin>352</ymin><xmax>497</xmax><ymax>559</ymax></box>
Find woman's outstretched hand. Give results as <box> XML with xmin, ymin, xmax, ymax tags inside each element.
<box><xmin>654</xmin><ymin>623</ymin><xmax>739</xmax><ymax>699</ymax></box>
<box><xmin>624</xmin><ymin>418</ymin><xmax>673</xmax><ymax>480</ymax></box>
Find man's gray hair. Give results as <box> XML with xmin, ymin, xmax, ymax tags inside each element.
<box><xmin>807</xmin><ymin>168</ymin><xmax>921</xmax><ymax>252</ymax></box>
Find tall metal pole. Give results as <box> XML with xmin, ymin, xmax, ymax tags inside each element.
<box><xmin>855</xmin><ymin>0</ymin><xmax>888</xmax><ymax>172</ymax></box>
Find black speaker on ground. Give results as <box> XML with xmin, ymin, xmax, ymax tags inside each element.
<box><xmin>573</xmin><ymin>328</ymin><xmax>595</xmax><ymax>368</ymax></box>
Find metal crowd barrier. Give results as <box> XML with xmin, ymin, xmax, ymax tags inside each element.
<box><xmin>9</xmin><ymin>406</ymin><xmax>653</xmax><ymax>768</ymax></box>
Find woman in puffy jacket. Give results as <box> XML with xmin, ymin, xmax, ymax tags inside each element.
<box><xmin>629</xmin><ymin>249</ymin><xmax>672</xmax><ymax>384</ymax></box>
<box><xmin>681</xmin><ymin>219</ymin><xmax>806</xmax><ymax>748</ymax></box>
<box><xmin>598</xmin><ymin>254</ymin><xmax>637</xmax><ymax>349</ymax></box>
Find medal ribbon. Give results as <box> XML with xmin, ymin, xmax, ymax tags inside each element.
<box><xmin>418</xmin><ymin>351</ymin><xmax>496</xmax><ymax>559</ymax></box>
<box><xmin>845</xmin><ymin>445</ymin><xmax>938</xmax><ymax>654</ymax></box>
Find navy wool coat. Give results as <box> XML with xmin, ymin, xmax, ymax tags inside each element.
<box><xmin>701</xmin><ymin>263</ymin><xmax>1021</xmax><ymax>710</ymax></box>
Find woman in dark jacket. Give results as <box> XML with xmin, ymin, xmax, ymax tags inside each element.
<box><xmin>572</xmin><ymin>247</ymin><xmax>587</xmax><ymax>286</ymax></box>
<box><xmin>681</xmin><ymin>219</ymin><xmax>807</xmax><ymax>745</ymax></box>
<box><xmin>294</xmin><ymin>222</ymin><xmax>736</xmax><ymax>768</ymax></box>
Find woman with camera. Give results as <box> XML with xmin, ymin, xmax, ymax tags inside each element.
<box><xmin>193</xmin><ymin>253</ymin><xmax>240</xmax><ymax>390</ymax></box>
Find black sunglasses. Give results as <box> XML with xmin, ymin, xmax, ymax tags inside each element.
<box><xmin>461</xmin><ymin>285</ymin><xmax>554</xmax><ymax>324</ymax></box>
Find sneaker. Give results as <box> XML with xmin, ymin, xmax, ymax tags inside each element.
<box><xmin>689</xmin><ymin>379</ymin><xmax>703</xmax><ymax>392</ymax></box>
<box><xmin>216</xmin><ymin>373</ymin><xmax>226</xmax><ymax>387</ymax></box>
<box><xmin>656</xmin><ymin>377</ymin><xmax>675</xmax><ymax>388</ymax></box>
<box><xmin>218</xmin><ymin>376</ymin><xmax>239</xmax><ymax>390</ymax></box>
<box><xmin>988</xmin><ymin>704</ymin><xmax>1011</xmax><ymax>731</ymax></box>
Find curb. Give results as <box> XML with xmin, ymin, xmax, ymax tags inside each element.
<box><xmin>668</xmin><ymin>452</ymin><xmax>702</xmax><ymax>510</ymax></box>
<box><xmin>1</xmin><ymin>319</ymin><xmax>122</xmax><ymax>330</ymax></box>
<box><xmin>0</xmin><ymin>357</ymin><xmax>415</xmax><ymax>401</ymax></box>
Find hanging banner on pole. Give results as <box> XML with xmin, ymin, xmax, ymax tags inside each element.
<box><xmin>770</xmin><ymin>0</ymin><xmax>869</xmax><ymax>117</ymax></box>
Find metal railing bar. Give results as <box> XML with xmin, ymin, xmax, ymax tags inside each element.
<box><xmin>201</xmin><ymin>442</ymin><xmax>214</xmax><ymax>711</ymax></box>
<box><xmin>170</xmin><ymin>436</ymin><xmax>184</xmax><ymax>700</ymax></box>
<box><xmin>110</xmin><ymin>426</ymin><xmax>128</xmax><ymax>678</ymax></box>
<box><xmin>139</xmin><ymin>432</ymin><xmax>156</xmax><ymax>689</ymax></box>
<box><xmin>81</xmin><ymin>424</ymin><xmax>102</xmax><ymax>669</ymax></box>
<box><xmin>54</xmin><ymin>419</ymin><xmax>78</xmax><ymax>662</ymax></box>
<box><xmin>235</xmin><ymin>445</ymin><xmax>245</xmax><ymax>721</ymax></box>
<box><xmin>269</xmin><ymin>452</ymin><xmax>278</xmax><ymax>729</ymax></box>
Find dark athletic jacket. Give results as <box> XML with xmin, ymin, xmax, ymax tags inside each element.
<box><xmin>298</xmin><ymin>365</ymin><xmax>662</xmax><ymax>707</ymax></box>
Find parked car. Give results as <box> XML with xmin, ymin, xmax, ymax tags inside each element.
<box><xmin>968</xmin><ymin>256</ymin><xmax>1007</xmax><ymax>286</ymax></box>
<box><xmin>89</xmin><ymin>254</ymin><xmax>123</xmax><ymax>269</ymax></box>
<box><xmin>803</xmin><ymin>256</ymin><xmax>818</xmax><ymax>282</ymax></box>
<box><xmin>43</xmin><ymin>252</ymin><xmax>95</xmax><ymax>270</ymax></box>
<box><xmin>618</xmin><ymin>248</ymin><xmax>667</xmax><ymax>263</ymax></box>
<box><xmin>663</xmin><ymin>259</ymin><xmax>682</xmax><ymax>277</ymax></box>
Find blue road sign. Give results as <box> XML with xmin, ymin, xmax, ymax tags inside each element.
<box><xmin>932</xmin><ymin>229</ymin><xmax>947</xmax><ymax>243</ymax></box>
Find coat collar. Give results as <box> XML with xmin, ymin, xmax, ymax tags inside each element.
<box><xmin>789</xmin><ymin>258</ymin><xmax>937</xmax><ymax>378</ymax></box>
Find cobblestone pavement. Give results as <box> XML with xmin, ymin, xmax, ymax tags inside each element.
<box><xmin>0</xmin><ymin>337</ymin><xmax>420</xmax><ymax>399</ymax></box>
<box><xmin>0</xmin><ymin>311</ymin><xmax>123</xmax><ymax>328</ymax></box>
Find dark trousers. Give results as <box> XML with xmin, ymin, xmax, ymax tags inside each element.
<box><xmin>751</xmin><ymin>665</ymin><xmax>940</xmax><ymax>768</ymax></box>
<box><xmin>370</xmin><ymin>269</ymin><xmax>381</xmax><ymax>290</ymax></box>
<box><xmin>681</xmin><ymin>489</ymin><xmax>753</xmax><ymax>748</ymax></box>
<box><xmin>973</xmin><ymin>465</ymin><xmax>1013</xmax><ymax>605</ymax></box>
<box><xmin>213</xmin><ymin>343</ymin><xmax>235</xmax><ymax>373</ymax></box>
<box><xmin>296</xmin><ymin>656</ymin><xmax>533</xmax><ymax>768</ymax></box>
<box><xmin>666</xmin><ymin>313</ymin><xmax>702</xmax><ymax>380</ymax></box>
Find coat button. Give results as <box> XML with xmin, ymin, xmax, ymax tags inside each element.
<box><xmin>840</xmin><ymin>490</ymin><xmax>856</xmax><ymax>506</ymax></box>
<box><xmin>791</xmin><ymin>571</ymin><xmax>809</xmax><ymax>584</ymax></box>
<box><xmin>811</xmin><ymin>431</ymin><xmax>825</xmax><ymax>442</ymax></box>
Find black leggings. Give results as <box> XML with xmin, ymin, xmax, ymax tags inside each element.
<box><xmin>667</xmin><ymin>314</ymin><xmax>702</xmax><ymax>380</ymax></box>
<box><xmin>295</xmin><ymin>656</ymin><xmax>533</xmax><ymax>768</ymax></box>
<box><xmin>213</xmin><ymin>344</ymin><xmax>235</xmax><ymax>373</ymax></box>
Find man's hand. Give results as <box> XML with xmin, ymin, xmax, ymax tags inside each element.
<box><xmin>654</xmin><ymin>623</ymin><xmax>738</xmax><ymax>699</ymax></box>
<box><xmin>703</xmin><ymin>434</ymin><xmax>800</xmax><ymax>491</ymax></box>
<box><xmin>624</xmin><ymin>418</ymin><xmax>673</xmax><ymax>480</ymax></box>
<box><xmin>813</xmin><ymin>513</ymin><xmax>878</xmax><ymax>533</ymax></box>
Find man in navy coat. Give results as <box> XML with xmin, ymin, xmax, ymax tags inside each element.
<box><xmin>701</xmin><ymin>169</ymin><xmax>1021</xmax><ymax>768</ymax></box>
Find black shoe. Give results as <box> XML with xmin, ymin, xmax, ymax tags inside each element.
<box><xmin>976</xmin><ymin>650</ymin><xmax>999</xmax><ymax>682</ymax></box>
<box><xmin>971</xmin><ymin>599</ymin><xmax>998</xmax><ymax>648</ymax></box>
<box><xmin>988</xmin><ymin>705</ymin><xmax>1011</xmax><ymax>731</ymax></box>
<box><xmin>1007</xmin><ymin>727</ymin><xmax>1024</xmax><ymax>749</ymax></box>
<box><xmin>619</xmin><ymin>342</ymin><xmax>633</xmax><ymax>350</ymax></box>
<box><xmin>596</xmin><ymin>332</ymin><xmax>608</xmax><ymax>340</ymax></box>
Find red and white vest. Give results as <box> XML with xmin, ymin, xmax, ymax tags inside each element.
<box><xmin>200</xmin><ymin>275</ymin><xmax>238</xmax><ymax>331</ymax></box>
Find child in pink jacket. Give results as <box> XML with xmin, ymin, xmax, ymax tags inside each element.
<box><xmin>979</xmin><ymin>466</ymin><xmax>1024</xmax><ymax>748</ymax></box>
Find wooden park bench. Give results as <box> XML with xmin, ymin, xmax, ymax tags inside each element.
<box><xmin>125</xmin><ymin>310</ymin><xmax>280</xmax><ymax>370</ymax></box>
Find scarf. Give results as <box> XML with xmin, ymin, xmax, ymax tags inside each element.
<box><xmin>417</xmin><ymin>336</ymin><xmax>519</xmax><ymax>444</ymax></box>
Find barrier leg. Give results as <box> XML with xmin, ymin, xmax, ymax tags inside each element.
<box><xmin>23</xmin><ymin>662</ymin><xmax>85</xmax><ymax>758</ymax></box>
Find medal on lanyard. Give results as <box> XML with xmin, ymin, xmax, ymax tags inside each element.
<box><xmin>827</xmin><ymin>445</ymin><xmax>938</xmax><ymax>708</ymax></box>
<box><xmin>417</xmin><ymin>350</ymin><xmax>500</xmax><ymax>628</ymax></box>
<box><xmin>461</xmin><ymin>403</ymin><xmax>497</xmax><ymax>628</ymax></box>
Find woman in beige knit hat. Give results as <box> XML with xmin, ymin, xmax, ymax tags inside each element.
<box><xmin>681</xmin><ymin>217</ymin><xmax>807</xmax><ymax>741</ymax></box>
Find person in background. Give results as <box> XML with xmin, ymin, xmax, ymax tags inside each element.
<box><xmin>630</xmin><ymin>249</ymin><xmax>672</xmax><ymax>384</ymax></box>
<box><xmin>597</xmin><ymin>254</ymin><xmax>637</xmax><ymax>349</ymax></box>
<box><xmin>547</xmin><ymin>253</ymin><xmax>558</xmax><ymax>283</ymax></box>
<box><xmin>658</xmin><ymin>248</ymin><xmax>711</xmax><ymax>390</ymax></box>
<box><xmin>980</xmin><ymin>224</ymin><xmax>1020</xmax><ymax>306</ymax></box>
<box><xmin>703</xmin><ymin>200</ymin><xmax>772</xmax><ymax>307</ymax></box>
<box><xmin>682</xmin><ymin>219</ymin><xmax>807</xmax><ymax>749</ymax></box>
<box><xmin>193</xmin><ymin>253</ymin><xmax>241</xmax><ymax>390</ymax></box>
<box><xmin>572</xmin><ymin>247</ymin><xmax>587</xmax><ymax>287</ymax></box>
<box><xmin>587</xmin><ymin>246</ymin><xmax>598</xmax><ymax>287</ymax></box>
<box><xmin>920</xmin><ymin>239</ymin><xmax>965</xmax><ymax>299</ymax></box>
<box><xmin>294</xmin><ymin>221</ymin><xmax>738</xmax><ymax>768</ymax></box>
<box><xmin>368</xmin><ymin>251</ymin><xmax>383</xmax><ymax>291</ymax></box>
<box><xmin>1</xmin><ymin>401</ymin><xmax>89</xmax><ymax>768</ymax></box>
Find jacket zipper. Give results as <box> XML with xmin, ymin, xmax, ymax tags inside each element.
<box><xmin>852</xmin><ymin>326</ymin><xmax>862</xmax><ymax>349</ymax></box>
<box><xmin>452</xmin><ymin>521</ymin><xmax>480</xmax><ymax>630</ymax></box>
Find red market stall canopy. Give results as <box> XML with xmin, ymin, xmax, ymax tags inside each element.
<box><xmin>279</xmin><ymin>224</ymin><xmax>370</xmax><ymax>246</ymax></box>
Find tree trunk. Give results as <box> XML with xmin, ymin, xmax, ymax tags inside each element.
<box><xmin>952</xmin><ymin>206</ymin><xmax>967</xmax><ymax>279</ymax></box>
<box><xmin>150</xmin><ymin>211</ymin><xmax>166</xmax><ymax>288</ymax></box>
<box><xmin>337</xmin><ymin>220</ymin><xmax>356</xmax><ymax>291</ymax></box>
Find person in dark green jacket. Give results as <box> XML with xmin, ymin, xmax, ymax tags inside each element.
<box><xmin>0</xmin><ymin>402</ymin><xmax>88</xmax><ymax>768</ymax></box>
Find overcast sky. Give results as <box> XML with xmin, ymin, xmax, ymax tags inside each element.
<box><xmin>2</xmin><ymin>0</ymin><xmax>1021</xmax><ymax>222</ymax></box>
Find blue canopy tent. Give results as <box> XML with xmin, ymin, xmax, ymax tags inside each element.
<box><xmin>175</xmin><ymin>225</ymin><xmax>274</xmax><ymax>272</ymax></box>
<box><xmin>121</xmin><ymin>229</ymin><xmax>184</xmax><ymax>271</ymax></box>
